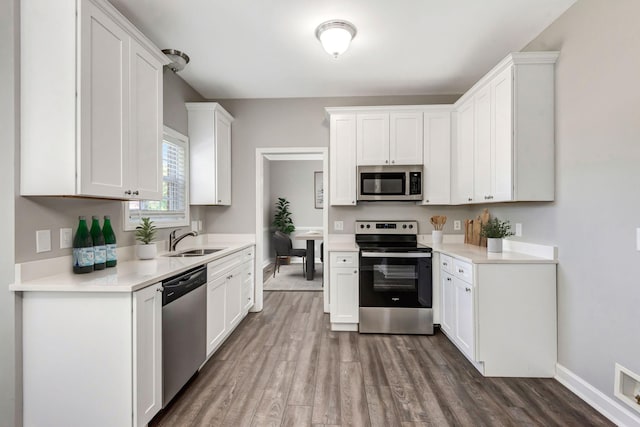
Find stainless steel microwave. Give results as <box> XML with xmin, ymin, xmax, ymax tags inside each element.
<box><xmin>357</xmin><ymin>165</ymin><xmax>423</xmax><ymax>201</ymax></box>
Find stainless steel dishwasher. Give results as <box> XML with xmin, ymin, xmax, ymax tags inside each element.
<box><xmin>161</xmin><ymin>264</ymin><xmax>207</xmax><ymax>406</ymax></box>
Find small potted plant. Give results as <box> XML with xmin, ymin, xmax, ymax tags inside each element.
<box><xmin>481</xmin><ymin>217</ymin><xmax>514</xmax><ymax>253</ymax></box>
<box><xmin>135</xmin><ymin>217</ymin><xmax>157</xmax><ymax>259</ymax></box>
<box><xmin>273</xmin><ymin>197</ymin><xmax>295</xmax><ymax>235</ymax></box>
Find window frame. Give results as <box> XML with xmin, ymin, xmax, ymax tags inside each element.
<box><xmin>123</xmin><ymin>126</ymin><xmax>190</xmax><ymax>231</ymax></box>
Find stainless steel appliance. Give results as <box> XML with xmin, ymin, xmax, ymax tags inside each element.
<box><xmin>356</xmin><ymin>220</ymin><xmax>433</xmax><ymax>334</ymax></box>
<box><xmin>357</xmin><ymin>165</ymin><xmax>422</xmax><ymax>201</ymax></box>
<box><xmin>161</xmin><ymin>265</ymin><xmax>207</xmax><ymax>406</ymax></box>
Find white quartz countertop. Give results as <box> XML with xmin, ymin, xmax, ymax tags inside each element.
<box><xmin>10</xmin><ymin>240</ymin><xmax>254</xmax><ymax>293</ymax></box>
<box><xmin>422</xmin><ymin>243</ymin><xmax>558</xmax><ymax>264</ymax></box>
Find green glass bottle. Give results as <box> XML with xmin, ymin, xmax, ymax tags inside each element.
<box><xmin>90</xmin><ymin>216</ymin><xmax>106</xmax><ymax>270</ymax></box>
<box><xmin>73</xmin><ymin>216</ymin><xmax>94</xmax><ymax>274</ymax></box>
<box><xmin>103</xmin><ymin>215</ymin><xmax>117</xmax><ymax>268</ymax></box>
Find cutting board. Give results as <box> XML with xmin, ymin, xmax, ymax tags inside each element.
<box><xmin>464</xmin><ymin>209</ymin><xmax>490</xmax><ymax>247</ymax></box>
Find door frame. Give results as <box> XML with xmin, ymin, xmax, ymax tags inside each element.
<box><xmin>254</xmin><ymin>147</ymin><xmax>329</xmax><ymax>313</ymax></box>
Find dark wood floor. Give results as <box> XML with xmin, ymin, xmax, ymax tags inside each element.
<box><xmin>151</xmin><ymin>291</ymin><xmax>613</xmax><ymax>427</ymax></box>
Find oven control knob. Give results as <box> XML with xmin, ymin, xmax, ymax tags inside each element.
<box><xmin>360</xmin><ymin>224</ymin><xmax>365</xmax><ymax>229</ymax></box>
<box><xmin>402</xmin><ymin>224</ymin><xmax>407</xmax><ymax>229</ymax></box>
<box><xmin>366</xmin><ymin>224</ymin><xmax>370</xmax><ymax>229</ymax></box>
<box><xmin>409</xmin><ymin>224</ymin><xmax>414</xmax><ymax>229</ymax></box>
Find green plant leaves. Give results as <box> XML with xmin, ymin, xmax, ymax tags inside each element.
<box><xmin>135</xmin><ymin>217</ymin><xmax>157</xmax><ymax>244</ymax></box>
<box><xmin>273</xmin><ymin>197</ymin><xmax>295</xmax><ymax>234</ymax></box>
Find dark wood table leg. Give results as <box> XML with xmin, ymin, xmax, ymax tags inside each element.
<box><xmin>305</xmin><ymin>239</ymin><xmax>314</xmax><ymax>281</ymax></box>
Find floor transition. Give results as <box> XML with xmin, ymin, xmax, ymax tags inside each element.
<box><xmin>150</xmin><ymin>291</ymin><xmax>612</xmax><ymax>426</ymax></box>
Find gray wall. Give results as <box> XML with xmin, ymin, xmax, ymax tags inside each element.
<box><xmin>1</xmin><ymin>0</ymin><xmax>20</xmax><ymax>425</ymax></box>
<box><xmin>204</xmin><ymin>94</ymin><xmax>460</xmax><ymax>233</ymax></box>
<box><xmin>489</xmin><ymin>0</ymin><xmax>640</xmax><ymax>407</ymax></box>
<box><xmin>14</xmin><ymin>70</ymin><xmax>205</xmax><ymax>263</ymax></box>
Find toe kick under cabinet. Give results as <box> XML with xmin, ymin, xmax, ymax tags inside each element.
<box><xmin>439</xmin><ymin>253</ymin><xmax>557</xmax><ymax>377</ymax></box>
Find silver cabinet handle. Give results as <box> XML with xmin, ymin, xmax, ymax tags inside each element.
<box><xmin>446</xmin><ymin>277</ymin><xmax>452</xmax><ymax>281</ymax></box>
<box><xmin>354</xmin><ymin>270</ymin><xmax>358</xmax><ymax>274</ymax></box>
<box><xmin>458</xmin><ymin>269</ymin><xmax>464</xmax><ymax>273</ymax></box>
<box><xmin>157</xmin><ymin>286</ymin><xmax>164</xmax><ymax>292</ymax></box>
<box><xmin>425</xmin><ymin>199</ymin><xmax>430</xmax><ymax>203</ymax></box>
<box><xmin>468</xmin><ymin>197</ymin><xmax>472</xmax><ymax>202</ymax></box>
<box><xmin>132</xmin><ymin>190</ymin><xmax>139</xmax><ymax>196</ymax></box>
<box><xmin>391</xmin><ymin>160</ymin><xmax>395</xmax><ymax>164</ymax></box>
<box><xmin>443</xmin><ymin>262</ymin><xmax>448</xmax><ymax>266</ymax></box>
<box><xmin>124</xmin><ymin>190</ymin><xmax>132</xmax><ymax>195</ymax></box>
<box><xmin>218</xmin><ymin>199</ymin><xmax>222</xmax><ymax>203</ymax></box>
<box><xmin>465</xmin><ymin>287</ymin><xmax>471</xmax><ymax>292</ymax></box>
<box><xmin>385</xmin><ymin>160</ymin><xmax>389</xmax><ymax>164</ymax></box>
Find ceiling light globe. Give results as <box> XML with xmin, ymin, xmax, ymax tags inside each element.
<box><xmin>316</xmin><ymin>20</ymin><xmax>357</xmax><ymax>59</ymax></box>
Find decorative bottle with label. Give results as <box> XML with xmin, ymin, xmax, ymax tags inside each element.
<box><xmin>90</xmin><ymin>216</ymin><xmax>106</xmax><ymax>270</ymax></box>
<box><xmin>73</xmin><ymin>216</ymin><xmax>94</xmax><ymax>274</ymax></box>
<box><xmin>103</xmin><ymin>215</ymin><xmax>117</xmax><ymax>268</ymax></box>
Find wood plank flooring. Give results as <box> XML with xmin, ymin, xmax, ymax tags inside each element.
<box><xmin>150</xmin><ymin>291</ymin><xmax>613</xmax><ymax>427</ymax></box>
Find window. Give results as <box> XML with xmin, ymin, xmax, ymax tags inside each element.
<box><xmin>124</xmin><ymin>126</ymin><xmax>189</xmax><ymax>230</ymax></box>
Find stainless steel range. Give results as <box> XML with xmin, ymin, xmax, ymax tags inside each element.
<box><xmin>356</xmin><ymin>220</ymin><xmax>433</xmax><ymax>335</ymax></box>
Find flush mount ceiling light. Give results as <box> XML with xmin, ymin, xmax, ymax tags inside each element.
<box><xmin>315</xmin><ymin>20</ymin><xmax>357</xmax><ymax>59</ymax></box>
<box><xmin>162</xmin><ymin>49</ymin><xmax>190</xmax><ymax>72</ymax></box>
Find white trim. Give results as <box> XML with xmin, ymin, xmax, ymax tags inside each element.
<box><xmin>256</xmin><ymin>147</ymin><xmax>329</xmax><ymax>313</ymax></box>
<box><xmin>615</xmin><ymin>364</ymin><xmax>640</xmax><ymax>415</ymax></box>
<box><xmin>555</xmin><ymin>364</ymin><xmax>640</xmax><ymax>427</ymax></box>
<box><xmin>502</xmin><ymin>240</ymin><xmax>558</xmax><ymax>260</ymax></box>
<box><xmin>330</xmin><ymin>323</ymin><xmax>358</xmax><ymax>331</ymax></box>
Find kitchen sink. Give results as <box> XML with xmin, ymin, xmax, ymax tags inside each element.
<box><xmin>165</xmin><ymin>248</ymin><xmax>224</xmax><ymax>257</ymax></box>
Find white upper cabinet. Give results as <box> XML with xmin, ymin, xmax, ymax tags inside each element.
<box><xmin>187</xmin><ymin>103</ymin><xmax>234</xmax><ymax>205</ymax></box>
<box><xmin>422</xmin><ymin>110</ymin><xmax>452</xmax><ymax>205</ymax></box>
<box><xmin>357</xmin><ymin>111</ymin><xmax>423</xmax><ymax>166</ymax></box>
<box><xmin>452</xmin><ymin>52</ymin><xmax>558</xmax><ymax>204</ymax></box>
<box><xmin>328</xmin><ymin>113</ymin><xmax>357</xmax><ymax>206</ymax></box>
<box><xmin>20</xmin><ymin>0</ymin><xmax>167</xmax><ymax>200</ymax></box>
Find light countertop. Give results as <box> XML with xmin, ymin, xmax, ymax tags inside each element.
<box><xmin>10</xmin><ymin>240</ymin><xmax>254</xmax><ymax>293</ymax></box>
<box><xmin>422</xmin><ymin>243</ymin><xmax>558</xmax><ymax>264</ymax></box>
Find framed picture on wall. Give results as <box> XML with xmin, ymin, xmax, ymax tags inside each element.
<box><xmin>314</xmin><ymin>171</ymin><xmax>323</xmax><ymax>209</ymax></box>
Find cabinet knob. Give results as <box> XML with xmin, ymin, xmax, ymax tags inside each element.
<box><xmin>489</xmin><ymin>195</ymin><xmax>494</xmax><ymax>200</ymax></box>
<box><xmin>468</xmin><ymin>197</ymin><xmax>473</xmax><ymax>202</ymax></box>
<box><xmin>354</xmin><ymin>270</ymin><xmax>358</xmax><ymax>274</ymax></box>
<box><xmin>465</xmin><ymin>287</ymin><xmax>471</xmax><ymax>292</ymax></box>
<box><xmin>443</xmin><ymin>262</ymin><xmax>448</xmax><ymax>266</ymax></box>
<box><xmin>352</xmin><ymin>201</ymin><xmax>356</xmax><ymax>204</ymax></box>
<box><xmin>157</xmin><ymin>286</ymin><xmax>164</xmax><ymax>292</ymax></box>
<box><xmin>132</xmin><ymin>190</ymin><xmax>139</xmax><ymax>196</ymax></box>
<box><xmin>447</xmin><ymin>277</ymin><xmax>451</xmax><ymax>281</ymax></box>
<box><xmin>458</xmin><ymin>269</ymin><xmax>464</xmax><ymax>273</ymax></box>
<box><xmin>484</xmin><ymin>195</ymin><xmax>489</xmax><ymax>200</ymax></box>
<box><xmin>385</xmin><ymin>160</ymin><xmax>389</xmax><ymax>164</ymax></box>
<box><xmin>425</xmin><ymin>199</ymin><xmax>430</xmax><ymax>203</ymax></box>
<box><xmin>124</xmin><ymin>190</ymin><xmax>132</xmax><ymax>195</ymax></box>
<box><xmin>218</xmin><ymin>200</ymin><xmax>222</xmax><ymax>203</ymax></box>
<box><xmin>391</xmin><ymin>160</ymin><xmax>395</xmax><ymax>164</ymax></box>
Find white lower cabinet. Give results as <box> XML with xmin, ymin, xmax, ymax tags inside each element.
<box><xmin>329</xmin><ymin>251</ymin><xmax>359</xmax><ymax>331</ymax></box>
<box><xmin>206</xmin><ymin>246</ymin><xmax>255</xmax><ymax>358</ymax></box>
<box><xmin>438</xmin><ymin>253</ymin><xmax>557</xmax><ymax>377</ymax></box>
<box><xmin>21</xmin><ymin>283</ymin><xmax>162</xmax><ymax>427</ymax></box>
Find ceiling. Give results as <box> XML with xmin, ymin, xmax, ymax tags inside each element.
<box><xmin>109</xmin><ymin>0</ymin><xmax>576</xmax><ymax>99</ymax></box>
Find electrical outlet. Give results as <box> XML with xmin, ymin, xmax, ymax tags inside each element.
<box><xmin>454</xmin><ymin>220</ymin><xmax>461</xmax><ymax>231</ymax></box>
<box><xmin>191</xmin><ymin>221</ymin><xmax>198</xmax><ymax>232</ymax></box>
<box><xmin>515</xmin><ymin>223</ymin><xmax>523</xmax><ymax>237</ymax></box>
<box><xmin>198</xmin><ymin>220</ymin><xmax>203</xmax><ymax>231</ymax></box>
<box><xmin>636</xmin><ymin>228</ymin><xmax>640</xmax><ymax>251</ymax></box>
<box><xmin>60</xmin><ymin>228</ymin><xmax>73</xmax><ymax>249</ymax></box>
<box><xmin>334</xmin><ymin>220</ymin><xmax>344</xmax><ymax>231</ymax></box>
<box><xmin>36</xmin><ymin>230</ymin><xmax>51</xmax><ymax>253</ymax></box>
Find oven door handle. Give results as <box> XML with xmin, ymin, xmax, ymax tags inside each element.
<box><xmin>361</xmin><ymin>252</ymin><xmax>432</xmax><ymax>258</ymax></box>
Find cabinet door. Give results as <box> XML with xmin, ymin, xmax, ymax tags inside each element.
<box><xmin>206</xmin><ymin>275</ymin><xmax>227</xmax><ymax>356</ymax></box>
<box><xmin>390</xmin><ymin>112</ymin><xmax>423</xmax><ymax>165</ymax></box>
<box><xmin>454</xmin><ymin>278</ymin><xmax>475</xmax><ymax>360</ymax></box>
<box><xmin>241</xmin><ymin>262</ymin><xmax>254</xmax><ymax>313</ymax></box>
<box><xmin>491</xmin><ymin>67</ymin><xmax>514</xmax><ymax>202</ymax></box>
<box><xmin>130</xmin><ymin>40</ymin><xmax>163</xmax><ymax>200</ymax></box>
<box><xmin>330</xmin><ymin>267</ymin><xmax>359</xmax><ymax>323</ymax></box>
<box><xmin>79</xmin><ymin>1</ymin><xmax>129</xmax><ymax>198</ymax></box>
<box><xmin>422</xmin><ymin>111</ymin><xmax>451</xmax><ymax>205</ymax></box>
<box><xmin>133</xmin><ymin>283</ymin><xmax>162</xmax><ymax>427</ymax></box>
<box><xmin>357</xmin><ymin>113</ymin><xmax>389</xmax><ymax>165</ymax></box>
<box><xmin>329</xmin><ymin>114</ymin><xmax>357</xmax><ymax>206</ymax></box>
<box><xmin>226</xmin><ymin>266</ymin><xmax>244</xmax><ymax>329</ymax></box>
<box><xmin>440</xmin><ymin>271</ymin><xmax>455</xmax><ymax>336</ymax></box>
<box><xmin>452</xmin><ymin>100</ymin><xmax>474</xmax><ymax>204</ymax></box>
<box><xmin>473</xmin><ymin>86</ymin><xmax>492</xmax><ymax>202</ymax></box>
<box><xmin>214</xmin><ymin>111</ymin><xmax>232</xmax><ymax>205</ymax></box>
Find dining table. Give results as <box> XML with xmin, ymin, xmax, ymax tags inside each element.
<box><xmin>294</xmin><ymin>232</ymin><xmax>323</xmax><ymax>280</ymax></box>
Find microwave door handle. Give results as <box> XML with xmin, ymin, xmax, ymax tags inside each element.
<box><xmin>361</xmin><ymin>252</ymin><xmax>432</xmax><ymax>258</ymax></box>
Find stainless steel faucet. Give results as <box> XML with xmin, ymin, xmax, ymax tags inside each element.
<box><xmin>169</xmin><ymin>229</ymin><xmax>198</xmax><ymax>251</ymax></box>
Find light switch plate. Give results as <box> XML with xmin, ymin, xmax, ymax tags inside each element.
<box><xmin>636</xmin><ymin>228</ymin><xmax>640</xmax><ymax>251</ymax></box>
<box><xmin>36</xmin><ymin>230</ymin><xmax>51</xmax><ymax>253</ymax></box>
<box><xmin>191</xmin><ymin>221</ymin><xmax>198</xmax><ymax>232</ymax></box>
<box><xmin>334</xmin><ymin>220</ymin><xmax>344</xmax><ymax>231</ymax></box>
<box><xmin>60</xmin><ymin>228</ymin><xmax>73</xmax><ymax>249</ymax></box>
<box><xmin>454</xmin><ymin>220</ymin><xmax>461</xmax><ymax>231</ymax></box>
<box><xmin>515</xmin><ymin>223</ymin><xmax>523</xmax><ymax>237</ymax></box>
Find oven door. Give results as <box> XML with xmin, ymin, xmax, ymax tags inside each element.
<box><xmin>359</xmin><ymin>251</ymin><xmax>432</xmax><ymax>308</ymax></box>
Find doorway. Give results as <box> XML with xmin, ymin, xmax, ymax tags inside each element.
<box><xmin>254</xmin><ymin>147</ymin><xmax>329</xmax><ymax>313</ymax></box>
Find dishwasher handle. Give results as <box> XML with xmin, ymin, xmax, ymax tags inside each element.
<box><xmin>162</xmin><ymin>265</ymin><xmax>207</xmax><ymax>306</ymax></box>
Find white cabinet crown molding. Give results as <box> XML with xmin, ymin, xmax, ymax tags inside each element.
<box><xmin>185</xmin><ymin>102</ymin><xmax>235</xmax><ymax>122</ymax></box>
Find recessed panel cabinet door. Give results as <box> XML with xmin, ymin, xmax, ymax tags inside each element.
<box><xmin>130</xmin><ymin>40</ymin><xmax>163</xmax><ymax>200</ymax></box>
<box><xmin>357</xmin><ymin>113</ymin><xmax>389</xmax><ymax>165</ymax></box>
<box><xmin>491</xmin><ymin>67</ymin><xmax>514</xmax><ymax>202</ymax></box>
<box><xmin>473</xmin><ymin>86</ymin><xmax>492</xmax><ymax>202</ymax></box>
<box><xmin>330</xmin><ymin>114</ymin><xmax>357</xmax><ymax>206</ymax></box>
<box><xmin>133</xmin><ymin>283</ymin><xmax>162</xmax><ymax>427</ymax></box>
<box><xmin>440</xmin><ymin>271</ymin><xmax>455</xmax><ymax>335</ymax></box>
<box><xmin>454</xmin><ymin>278</ymin><xmax>475</xmax><ymax>360</ymax></box>
<box><xmin>453</xmin><ymin>100</ymin><xmax>474</xmax><ymax>204</ymax></box>
<box><xmin>226</xmin><ymin>267</ymin><xmax>244</xmax><ymax>329</ymax></box>
<box><xmin>207</xmin><ymin>276</ymin><xmax>227</xmax><ymax>356</ymax></box>
<box><xmin>214</xmin><ymin>111</ymin><xmax>232</xmax><ymax>205</ymax></box>
<box><xmin>422</xmin><ymin>111</ymin><xmax>451</xmax><ymax>205</ymax></box>
<box><xmin>79</xmin><ymin>1</ymin><xmax>129</xmax><ymax>198</ymax></box>
<box><xmin>390</xmin><ymin>112</ymin><xmax>423</xmax><ymax>165</ymax></box>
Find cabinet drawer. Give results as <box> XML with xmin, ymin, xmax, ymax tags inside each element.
<box><xmin>330</xmin><ymin>252</ymin><xmax>358</xmax><ymax>267</ymax></box>
<box><xmin>242</xmin><ymin>246</ymin><xmax>254</xmax><ymax>261</ymax></box>
<box><xmin>453</xmin><ymin>259</ymin><xmax>473</xmax><ymax>283</ymax></box>
<box><xmin>440</xmin><ymin>254</ymin><xmax>453</xmax><ymax>273</ymax></box>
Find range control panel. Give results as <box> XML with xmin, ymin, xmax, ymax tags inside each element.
<box><xmin>355</xmin><ymin>221</ymin><xmax>418</xmax><ymax>235</ymax></box>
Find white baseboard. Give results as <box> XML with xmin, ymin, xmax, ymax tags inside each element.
<box><xmin>555</xmin><ymin>364</ymin><xmax>640</xmax><ymax>427</ymax></box>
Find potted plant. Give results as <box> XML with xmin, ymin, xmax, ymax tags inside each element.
<box><xmin>273</xmin><ymin>197</ymin><xmax>295</xmax><ymax>234</ymax></box>
<box><xmin>481</xmin><ymin>217</ymin><xmax>514</xmax><ymax>253</ymax></box>
<box><xmin>135</xmin><ymin>217</ymin><xmax>157</xmax><ymax>259</ymax></box>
